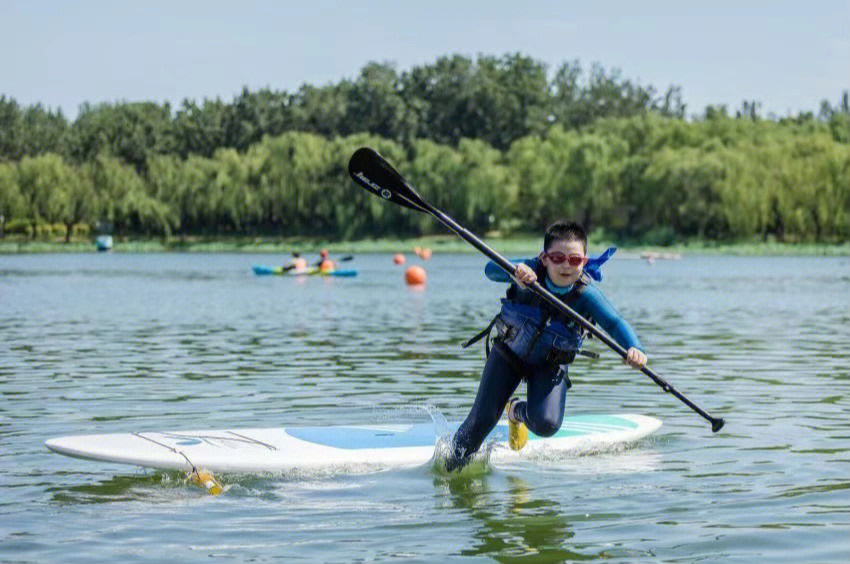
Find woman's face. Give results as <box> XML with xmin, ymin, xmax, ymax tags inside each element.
<box><xmin>540</xmin><ymin>239</ymin><xmax>586</xmax><ymax>287</ymax></box>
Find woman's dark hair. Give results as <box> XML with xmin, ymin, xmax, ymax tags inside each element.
<box><xmin>544</xmin><ymin>221</ymin><xmax>587</xmax><ymax>253</ymax></box>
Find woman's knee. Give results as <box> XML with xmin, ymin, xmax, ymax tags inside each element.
<box><xmin>525</xmin><ymin>411</ymin><xmax>562</xmax><ymax>437</ymax></box>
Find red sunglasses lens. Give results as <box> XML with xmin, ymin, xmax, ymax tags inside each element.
<box><xmin>544</xmin><ymin>252</ymin><xmax>585</xmax><ymax>266</ymax></box>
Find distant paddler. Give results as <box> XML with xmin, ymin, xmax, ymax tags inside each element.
<box><xmin>284</xmin><ymin>252</ymin><xmax>309</xmax><ymax>274</ymax></box>
<box><xmin>316</xmin><ymin>249</ymin><xmax>336</xmax><ymax>273</ymax></box>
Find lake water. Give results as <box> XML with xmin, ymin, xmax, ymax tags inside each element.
<box><xmin>1</xmin><ymin>251</ymin><xmax>848</xmax><ymax>563</ymax></box>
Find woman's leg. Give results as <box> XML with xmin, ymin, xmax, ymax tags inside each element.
<box><xmin>447</xmin><ymin>342</ymin><xmax>523</xmax><ymax>470</ymax></box>
<box><xmin>513</xmin><ymin>366</ymin><xmax>569</xmax><ymax>437</ymax></box>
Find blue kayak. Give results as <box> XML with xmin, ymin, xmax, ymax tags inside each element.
<box><xmin>252</xmin><ymin>264</ymin><xmax>357</xmax><ymax>277</ymax></box>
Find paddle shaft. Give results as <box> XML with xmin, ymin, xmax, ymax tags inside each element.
<box><xmin>420</xmin><ymin>201</ymin><xmax>724</xmax><ymax>432</ymax></box>
<box><xmin>347</xmin><ymin>146</ymin><xmax>724</xmax><ymax>432</ymax></box>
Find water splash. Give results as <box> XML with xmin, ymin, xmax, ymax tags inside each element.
<box><xmin>368</xmin><ymin>402</ymin><xmax>453</xmax><ymax>436</ymax></box>
<box><xmin>423</xmin><ymin>403</ymin><xmax>451</xmax><ymax>435</ymax></box>
<box><xmin>370</xmin><ymin>404</ymin><xmax>436</xmax><ymax>423</ymax></box>
<box><xmin>430</xmin><ymin>432</ymin><xmax>501</xmax><ymax>476</ymax></box>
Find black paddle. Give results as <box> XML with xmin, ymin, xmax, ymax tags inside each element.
<box><xmin>348</xmin><ymin>147</ymin><xmax>725</xmax><ymax>433</ymax></box>
<box><xmin>310</xmin><ymin>255</ymin><xmax>354</xmax><ymax>269</ymax></box>
<box><xmin>284</xmin><ymin>255</ymin><xmax>354</xmax><ymax>272</ymax></box>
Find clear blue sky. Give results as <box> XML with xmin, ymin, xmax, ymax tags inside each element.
<box><xmin>1</xmin><ymin>0</ymin><xmax>847</xmax><ymax>119</ymax></box>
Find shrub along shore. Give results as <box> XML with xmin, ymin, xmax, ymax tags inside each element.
<box><xmin>2</xmin><ymin>235</ymin><xmax>848</xmax><ymax>256</ymax></box>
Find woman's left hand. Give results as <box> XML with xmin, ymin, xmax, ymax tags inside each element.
<box><xmin>624</xmin><ymin>347</ymin><xmax>647</xmax><ymax>369</ymax></box>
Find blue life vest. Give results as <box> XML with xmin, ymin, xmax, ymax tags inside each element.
<box><xmin>495</xmin><ymin>298</ymin><xmax>585</xmax><ymax>365</ymax></box>
<box><xmin>463</xmin><ymin>269</ymin><xmax>597</xmax><ymax>367</ymax></box>
<box><xmin>495</xmin><ymin>271</ymin><xmax>592</xmax><ymax>365</ymax></box>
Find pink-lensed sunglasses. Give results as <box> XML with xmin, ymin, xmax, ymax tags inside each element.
<box><xmin>540</xmin><ymin>251</ymin><xmax>588</xmax><ymax>267</ymax></box>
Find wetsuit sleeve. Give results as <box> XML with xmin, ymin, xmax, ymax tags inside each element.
<box><xmin>578</xmin><ymin>285</ymin><xmax>644</xmax><ymax>352</ymax></box>
<box><xmin>484</xmin><ymin>257</ymin><xmax>539</xmax><ymax>283</ymax></box>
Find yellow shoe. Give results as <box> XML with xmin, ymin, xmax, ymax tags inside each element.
<box><xmin>506</xmin><ymin>398</ymin><xmax>528</xmax><ymax>451</ymax></box>
<box><xmin>189</xmin><ymin>468</ymin><xmax>223</xmax><ymax>495</ymax></box>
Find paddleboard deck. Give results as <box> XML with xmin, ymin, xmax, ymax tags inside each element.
<box><xmin>45</xmin><ymin>414</ymin><xmax>661</xmax><ymax>474</ymax></box>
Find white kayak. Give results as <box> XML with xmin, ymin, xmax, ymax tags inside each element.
<box><xmin>45</xmin><ymin>413</ymin><xmax>662</xmax><ymax>474</ymax></box>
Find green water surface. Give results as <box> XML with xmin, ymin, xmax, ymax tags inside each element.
<box><xmin>1</xmin><ymin>252</ymin><xmax>848</xmax><ymax>562</ymax></box>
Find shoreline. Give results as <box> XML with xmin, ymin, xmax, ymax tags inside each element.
<box><xmin>2</xmin><ymin>236</ymin><xmax>848</xmax><ymax>256</ymax></box>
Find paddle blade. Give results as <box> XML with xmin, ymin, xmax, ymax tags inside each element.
<box><xmin>348</xmin><ymin>148</ymin><xmax>430</xmax><ymax>213</ymax></box>
<box><xmin>712</xmin><ymin>418</ymin><xmax>725</xmax><ymax>433</ymax></box>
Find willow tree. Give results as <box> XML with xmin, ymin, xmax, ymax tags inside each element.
<box><xmin>0</xmin><ymin>162</ymin><xmax>23</xmax><ymax>235</ymax></box>
<box><xmin>454</xmin><ymin>138</ymin><xmax>517</xmax><ymax>233</ymax></box>
<box><xmin>60</xmin><ymin>165</ymin><xmax>96</xmax><ymax>242</ymax></box>
<box><xmin>87</xmin><ymin>154</ymin><xmax>173</xmax><ymax>238</ymax></box>
<box><xmin>505</xmin><ymin>134</ymin><xmax>553</xmax><ymax>230</ymax></box>
<box><xmin>16</xmin><ymin>153</ymin><xmax>72</xmax><ymax>237</ymax></box>
<box><xmin>331</xmin><ymin>133</ymin><xmax>409</xmax><ymax>237</ymax></box>
<box><xmin>211</xmin><ymin>147</ymin><xmax>256</xmax><ymax>233</ymax></box>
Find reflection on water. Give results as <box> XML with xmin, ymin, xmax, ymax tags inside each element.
<box><xmin>441</xmin><ymin>472</ymin><xmax>590</xmax><ymax>562</ymax></box>
<box><xmin>1</xmin><ymin>253</ymin><xmax>849</xmax><ymax>563</ymax></box>
<box><xmin>48</xmin><ymin>471</ymin><xmax>185</xmax><ymax>505</ymax></box>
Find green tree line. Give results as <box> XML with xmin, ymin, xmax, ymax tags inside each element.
<box><xmin>1</xmin><ymin>54</ymin><xmax>849</xmax><ymax>243</ymax></box>
<box><xmin>1</xmin><ymin>54</ymin><xmax>683</xmax><ymax>166</ymax></box>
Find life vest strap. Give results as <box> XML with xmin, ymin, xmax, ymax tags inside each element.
<box><xmin>462</xmin><ymin>315</ymin><xmax>499</xmax><ymax>356</ymax></box>
<box><xmin>491</xmin><ymin>339</ymin><xmax>529</xmax><ymax>378</ymax></box>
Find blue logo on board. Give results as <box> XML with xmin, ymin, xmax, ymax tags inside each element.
<box><xmin>176</xmin><ymin>439</ymin><xmax>202</xmax><ymax>446</ymax></box>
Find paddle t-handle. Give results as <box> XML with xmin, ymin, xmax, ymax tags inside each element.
<box><xmin>348</xmin><ymin>147</ymin><xmax>725</xmax><ymax>433</ymax></box>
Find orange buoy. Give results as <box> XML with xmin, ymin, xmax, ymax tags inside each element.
<box><xmin>420</xmin><ymin>248</ymin><xmax>432</xmax><ymax>260</ymax></box>
<box><xmin>405</xmin><ymin>265</ymin><xmax>426</xmax><ymax>286</ymax></box>
<box><xmin>393</xmin><ymin>253</ymin><xmax>406</xmax><ymax>265</ymax></box>
<box><xmin>413</xmin><ymin>246</ymin><xmax>422</xmax><ymax>256</ymax></box>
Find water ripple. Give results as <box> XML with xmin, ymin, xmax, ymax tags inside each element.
<box><xmin>1</xmin><ymin>253</ymin><xmax>849</xmax><ymax>563</ymax></box>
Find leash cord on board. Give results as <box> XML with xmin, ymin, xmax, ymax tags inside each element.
<box><xmin>132</xmin><ymin>432</ymin><xmax>223</xmax><ymax>495</ymax></box>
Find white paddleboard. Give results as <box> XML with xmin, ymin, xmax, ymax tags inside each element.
<box><xmin>45</xmin><ymin>413</ymin><xmax>661</xmax><ymax>474</ymax></box>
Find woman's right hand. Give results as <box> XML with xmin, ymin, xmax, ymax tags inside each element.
<box><xmin>514</xmin><ymin>263</ymin><xmax>537</xmax><ymax>288</ymax></box>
